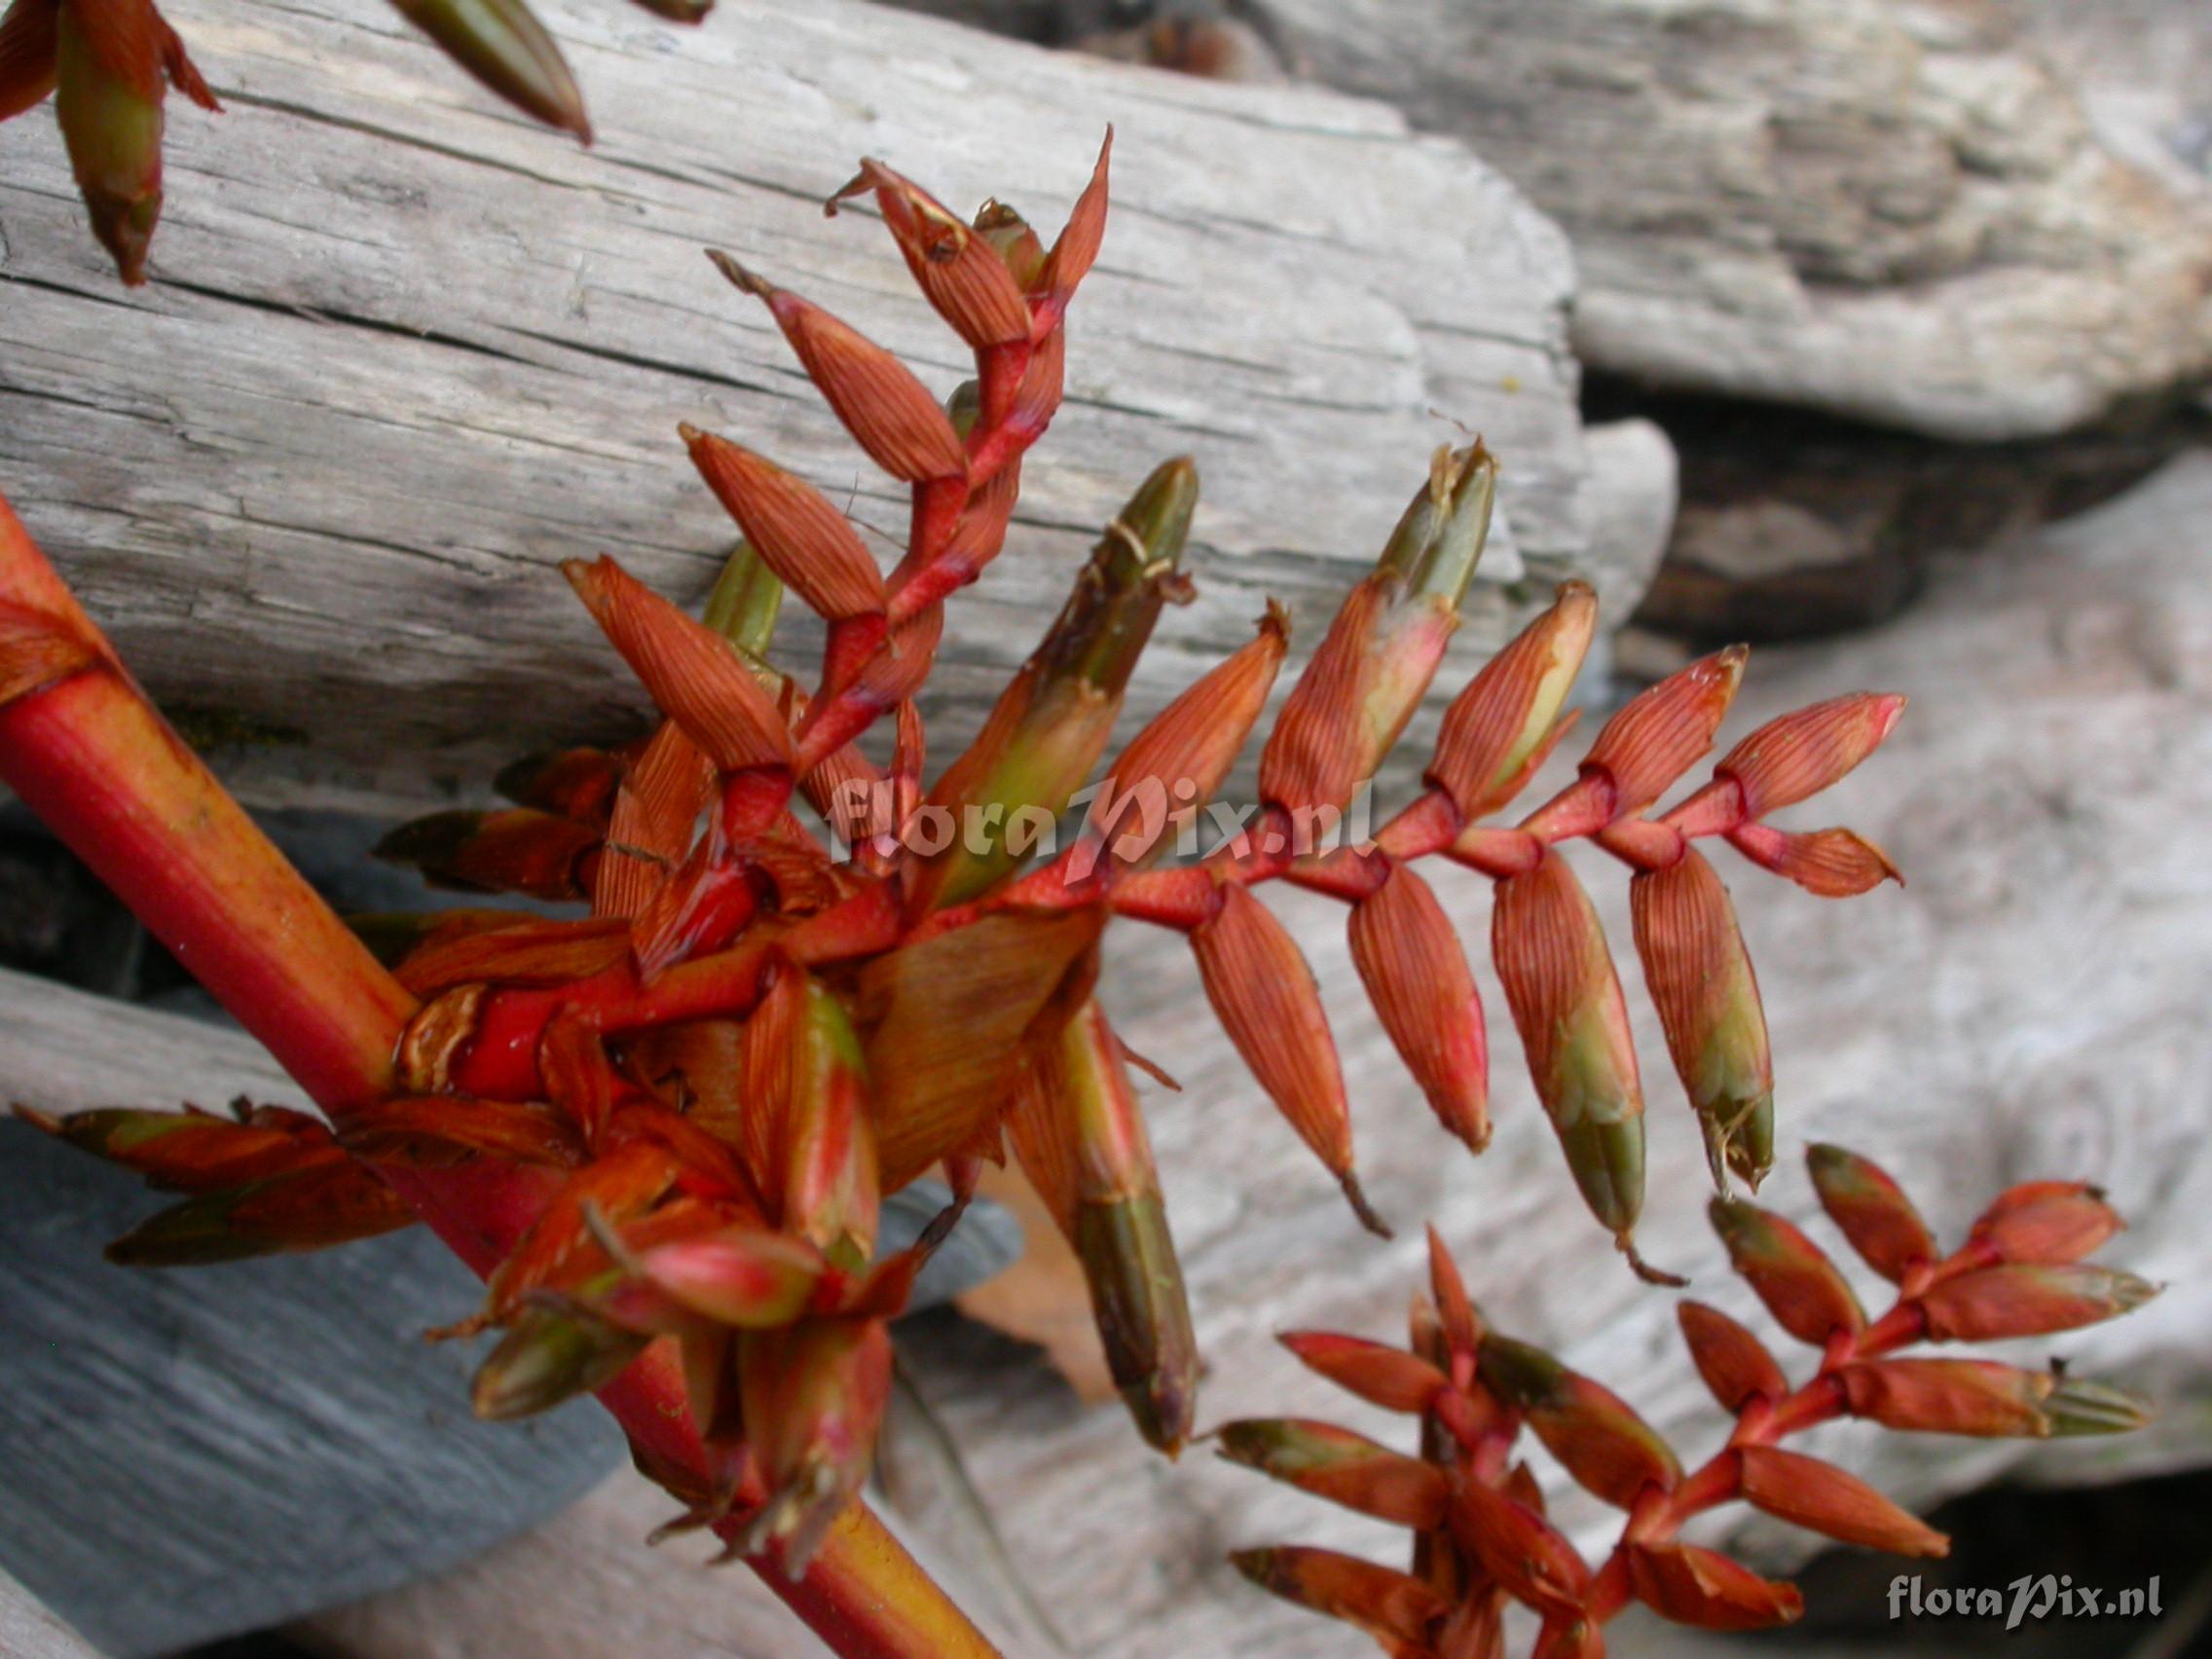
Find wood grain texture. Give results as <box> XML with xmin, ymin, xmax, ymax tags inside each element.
<box><xmin>1243</xmin><ymin>0</ymin><xmax>2212</xmax><ymax>442</ymax></box>
<box><xmin>0</xmin><ymin>0</ymin><xmax>1623</xmax><ymax>815</ymax></box>
<box><xmin>0</xmin><ymin>1570</ymin><xmax>102</xmax><ymax>1659</ymax></box>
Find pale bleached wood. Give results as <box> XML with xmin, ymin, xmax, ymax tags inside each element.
<box><xmin>0</xmin><ymin>0</ymin><xmax>1628</xmax><ymax>815</ymax></box>
<box><xmin>0</xmin><ymin>1570</ymin><xmax>102</xmax><ymax>1659</ymax></box>
<box><xmin>1234</xmin><ymin>0</ymin><xmax>2212</xmax><ymax>442</ymax></box>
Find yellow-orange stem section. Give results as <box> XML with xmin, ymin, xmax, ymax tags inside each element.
<box><xmin>0</xmin><ymin>494</ymin><xmax>1000</xmax><ymax>1659</ymax></box>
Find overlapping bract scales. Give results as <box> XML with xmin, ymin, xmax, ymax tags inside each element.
<box><xmin>1223</xmin><ymin>1147</ymin><xmax>2156</xmax><ymax>1657</ymax></box>
<box><xmin>34</xmin><ymin>132</ymin><xmax>1917</xmax><ymax>1576</ymax></box>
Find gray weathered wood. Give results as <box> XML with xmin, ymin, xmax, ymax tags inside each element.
<box><xmin>0</xmin><ymin>980</ymin><xmax>628</xmax><ymax>1658</ymax></box>
<box><xmin>0</xmin><ymin>0</ymin><xmax>1629</xmax><ymax>815</ymax></box>
<box><xmin>1232</xmin><ymin>0</ymin><xmax>2212</xmax><ymax>441</ymax></box>
<box><xmin>0</xmin><ymin>1570</ymin><xmax>102</xmax><ymax>1659</ymax></box>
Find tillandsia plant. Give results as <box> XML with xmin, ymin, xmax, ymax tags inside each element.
<box><xmin>1226</xmin><ymin>1146</ymin><xmax>2157</xmax><ymax>1657</ymax></box>
<box><xmin>0</xmin><ymin>134</ymin><xmax>1916</xmax><ymax>1655</ymax></box>
<box><xmin>0</xmin><ymin>0</ymin><xmax>704</xmax><ymax>282</ymax></box>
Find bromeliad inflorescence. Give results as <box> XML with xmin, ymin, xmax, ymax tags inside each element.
<box><xmin>1225</xmin><ymin>1148</ymin><xmax>2157</xmax><ymax>1657</ymax></box>
<box><xmin>12</xmin><ymin>136</ymin><xmax>1909</xmax><ymax>1585</ymax></box>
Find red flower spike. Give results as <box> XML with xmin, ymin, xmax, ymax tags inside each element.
<box><xmin>1020</xmin><ymin>996</ymin><xmax>1198</xmax><ymax>1456</ymax></box>
<box><xmin>1578</xmin><ymin>646</ymin><xmax>1749</xmax><ymax>820</ymax></box>
<box><xmin>1676</xmin><ymin>1301</ymin><xmax>1788</xmax><ymax>1414</ymax></box>
<box><xmin>387</xmin><ymin>0</ymin><xmax>588</xmax><ymax>142</ymax></box>
<box><xmin>1726</xmin><ymin>822</ymin><xmax>1900</xmax><ymax>897</ymax></box>
<box><xmin>1716</xmin><ymin>693</ymin><xmax>1906</xmax><ymax>820</ymax></box>
<box><xmin>1628</xmin><ymin>1542</ymin><xmax>1803</xmax><ymax>1632</ymax></box>
<box><xmin>1914</xmin><ymin>1263</ymin><xmax>2158</xmax><ymax>1342</ymax></box>
<box><xmin>1191</xmin><ymin>882</ymin><xmax>1383</xmax><ymax>1235</ymax></box>
<box><xmin>1968</xmin><ymin>1181</ymin><xmax>2124</xmax><ymax>1266</ymax></box>
<box><xmin>1630</xmin><ymin>848</ymin><xmax>1774</xmax><ymax>1190</ymax></box>
<box><xmin>563</xmin><ymin>555</ymin><xmax>794</xmax><ymax>774</ymax></box>
<box><xmin>338</xmin><ymin>1094</ymin><xmax>585</xmax><ymax>1168</ymax></box>
<box><xmin>1448</xmin><ymin>1477</ymin><xmax>1594</xmax><ymax>1617</ymax></box>
<box><xmin>1475</xmin><ymin>1336</ymin><xmax>1681</xmax><ymax>1509</ymax></box>
<box><xmin>1229</xmin><ymin>1546</ymin><xmax>1449</xmax><ymax>1651</ymax></box>
<box><xmin>1736</xmin><ymin>1445</ymin><xmax>1949</xmax><ymax>1558</ymax></box>
<box><xmin>1216</xmin><ymin>1418</ymin><xmax>1449</xmax><ymax>1530</ymax></box>
<box><xmin>682</xmin><ymin>428</ymin><xmax>888</xmax><ymax>622</ymax></box>
<box><xmin>21</xmin><ymin>1102</ymin><xmax>342</xmax><ymax>1192</ymax></box>
<box><xmin>0</xmin><ymin>0</ymin><xmax>60</xmax><ymax>123</ymax></box>
<box><xmin>738</xmin><ymin>1315</ymin><xmax>894</xmax><ymax>1573</ymax></box>
<box><xmin>1259</xmin><ymin>575</ymin><xmax>1382</xmax><ymax>821</ymax></box>
<box><xmin>1427</xmin><ymin>579</ymin><xmax>1598</xmax><ymax>821</ymax></box>
<box><xmin>1531</xmin><ymin>1616</ymin><xmax>1604</xmax><ymax>1659</ymax></box>
<box><xmin>471</xmin><ymin>1301</ymin><xmax>647</xmax><ymax>1420</ymax></box>
<box><xmin>908</xmin><ymin>458</ymin><xmax>1194</xmax><ymax>912</ymax></box>
<box><xmin>830</xmin><ymin>159</ymin><xmax>1032</xmax><ymax>351</ymax></box>
<box><xmin>594</xmin><ymin>720</ymin><xmax>715</xmax><ymax>922</ymax></box>
<box><xmin>1278</xmin><ymin>1330</ymin><xmax>1450</xmax><ymax>1414</ymax></box>
<box><xmin>770</xmin><ymin>974</ymin><xmax>879</xmax><ymax>1271</ymax></box>
<box><xmin>477</xmin><ymin>1140</ymin><xmax>682</xmax><ymax>1326</ymax></box>
<box><xmin>1492</xmin><ymin>847</ymin><xmax>1647</xmax><ymax>1251</ymax></box>
<box><xmin>973</xmin><ymin>199</ymin><xmax>1047</xmax><ymax>290</ymax></box>
<box><xmin>708</xmin><ymin>251</ymin><xmax>968</xmax><ymax>486</ymax></box>
<box><xmin>1806</xmin><ymin>1144</ymin><xmax>1936</xmax><ymax>1282</ymax></box>
<box><xmin>1834</xmin><ymin>1358</ymin><xmax>2076</xmax><ymax>1438</ymax></box>
<box><xmin>51</xmin><ymin>0</ymin><xmax>215</xmax><ymax>283</ymax></box>
<box><xmin>1357</xmin><ymin>444</ymin><xmax>1498</xmax><ymax>768</ymax></box>
<box><xmin>1427</xmin><ymin>1226</ymin><xmax>1484</xmax><ymax>1374</ymax></box>
<box><xmin>1083</xmin><ymin>602</ymin><xmax>1288</xmax><ymax>870</ymax></box>
<box><xmin>374</xmin><ymin>807</ymin><xmax>601</xmax><ymax>902</ymax></box>
<box><xmin>105</xmin><ymin>1160</ymin><xmax>419</xmax><ymax>1265</ymax></box>
<box><xmin>638</xmin><ymin>1228</ymin><xmax>827</xmax><ymax>1329</ymax></box>
<box><xmin>0</xmin><ymin>602</ymin><xmax>95</xmax><ymax>706</ymax></box>
<box><xmin>1710</xmin><ymin>1198</ymin><xmax>1864</xmax><ymax>1346</ymax></box>
<box><xmin>1349</xmin><ymin>862</ymin><xmax>1492</xmax><ymax>1154</ymax></box>
<box><xmin>1261</xmin><ymin>444</ymin><xmax>1495</xmax><ymax>819</ymax></box>
<box><xmin>495</xmin><ymin>745</ymin><xmax>624</xmax><ymax>826</ymax></box>
<box><xmin>1035</xmin><ymin>128</ymin><xmax>1112</xmax><ymax>332</ymax></box>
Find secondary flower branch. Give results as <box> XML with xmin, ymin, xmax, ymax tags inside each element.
<box><xmin>1224</xmin><ymin>1146</ymin><xmax>2156</xmax><ymax>1658</ymax></box>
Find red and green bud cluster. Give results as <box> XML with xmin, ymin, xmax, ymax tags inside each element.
<box><xmin>15</xmin><ymin>132</ymin><xmax>1921</xmax><ymax>1593</ymax></box>
<box><xmin>1224</xmin><ymin>1147</ymin><xmax>2155</xmax><ymax>1656</ymax></box>
<box><xmin>1085</xmin><ymin>471</ymin><xmax>1904</xmax><ymax>1265</ymax></box>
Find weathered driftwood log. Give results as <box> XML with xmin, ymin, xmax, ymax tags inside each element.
<box><xmin>0</xmin><ymin>1571</ymin><xmax>101</xmax><ymax>1659</ymax></box>
<box><xmin>1218</xmin><ymin>0</ymin><xmax>2212</xmax><ymax>441</ymax></box>
<box><xmin>0</xmin><ymin>0</ymin><xmax>1660</xmax><ymax>815</ymax></box>
<box><xmin>8</xmin><ymin>453</ymin><xmax>2208</xmax><ymax>1656</ymax></box>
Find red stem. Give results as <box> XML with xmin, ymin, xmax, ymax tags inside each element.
<box><xmin>0</xmin><ymin>496</ymin><xmax>1000</xmax><ymax>1659</ymax></box>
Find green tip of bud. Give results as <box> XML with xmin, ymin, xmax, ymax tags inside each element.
<box><xmin>472</xmin><ymin>1304</ymin><xmax>647</xmax><ymax>1420</ymax></box>
<box><xmin>1475</xmin><ymin>1335</ymin><xmax>1569</xmax><ymax>1408</ymax></box>
<box><xmin>1560</xmin><ymin>1115</ymin><xmax>1645</xmax><ymax>1239</ymax></box>
<box><xmin>1077</xmin><ymin>1192</ymin><xmax>1198</xmax><ymax>1457</ymax></box>
<box><xmin>1111</xmin><ymin>457</ymin><xmax>1199</xmax><ymax>581</ymax></box>
<box><xmin>1378</xmin><ymin>443</ymin><xmax>1497</xmax><ymax>608</ymax></box>
<box><xmin>1703</xmin><ymin>1091</ymin><xmax>1775</xmax><ymax>1193</ymax></box>
<box><xmin>701</xmin><ymin>539</ymin><xmax>785</xmax><ymax>658</ymax></box>
<box><xmin>2108</xmin><ymin>1272</ymin><xmax>2163</xmax><ymax>1313</ymax></box>
<box><xmin>946</xmin><ymin>379</ymin><xmax>983</xmax><ymax>439</ymax></box>
<box><xmin>2046</xmin><ymin>1378</ymin><xmax>2155</xmax><ymax>1436</ymax></box>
